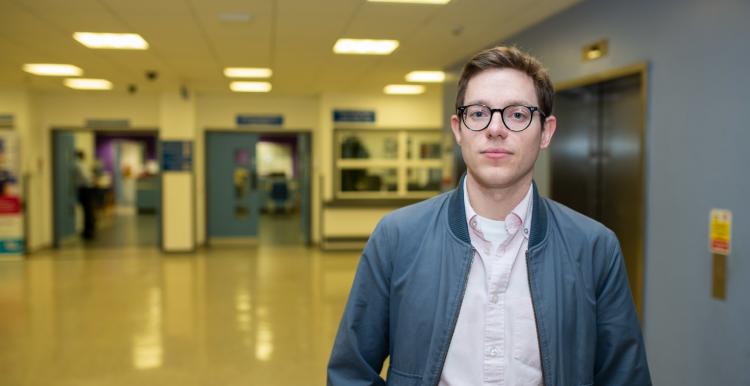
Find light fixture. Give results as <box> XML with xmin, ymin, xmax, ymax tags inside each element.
<box><xmin>333</xmin><ymin>39</ymin><xmax>399</xmax><ymax>55</ymax></box>
<box><xmin>230</xmin><ymin>81</ymin><xmax>272</xmax><ymax>93</ymax></box>
<box><xmin>23</xmin><ymin>63</ymin><xmax>83</xmax><ymax>76</ymax></box>
<box><xmin>73</xmin><ymin>32</ymin><xmax>149</xmax><ymax>50</ymax></box>
<box><xmin>405</xmin><ymin>71</ymin><xmax>445</xmax><ymax>83</ymax></box>
<box><xmin>368</xmin><ymin>0</ymin><xmax>450</xmax><ymax>3</ymax></box>
<box><xmin>64</xmin><ymin>78</ymin><xmax>113</xmax><ymax>90</ymax></box>
<box><xmin>384</xmin><ymin>84</ymin><xmax>425</xmax><ymax>95</ymax></box>
<box><xmin>582</xmin><ymin>39</ymin><xmax>608</xmax><ymax>61</ymax></box>
<box><xmin>224</xmin><ymin>67</ymin><xmax>273</xmax><ymax>78</ymax></box>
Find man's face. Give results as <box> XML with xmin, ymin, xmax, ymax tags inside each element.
<box><xmin>451</xmin><ymin>68</ymin><xmax>556</xmax><ymax>191</ymax></box>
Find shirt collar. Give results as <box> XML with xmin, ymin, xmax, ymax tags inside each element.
<box><xmin>463</xmin><ymin>178</ymin><xmax>534</xmax><ymax>239</ymax></box>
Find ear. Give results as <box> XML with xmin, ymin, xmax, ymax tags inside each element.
<box><xmin>539</xmin><ymin>115</ymin><xmax>557</xmax><ymax>149</ymax></box>
<box><xmin>450</xmin><ymin>114</ymin><xmax>462</xmax><ymax>145</ymax></box>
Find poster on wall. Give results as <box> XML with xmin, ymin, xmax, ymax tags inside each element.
<box><xmin>0</xmin><ymin>130</ymin><xmax>24</xmax><ymax>254</ymax></box>
<box><xmin>161</xmin><ymin>141</ymin><xmax>193</xmax><ymax>171</ymax></box>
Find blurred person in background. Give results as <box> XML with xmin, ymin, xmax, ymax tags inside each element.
<box><xmin>75</xmin><ymin>150</ymin><xmax>96</xmax><ymax>240</ymax></box>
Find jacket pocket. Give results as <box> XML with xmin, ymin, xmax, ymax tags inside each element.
<box><xmin>386</xmin><ymin>368</ymin><xmax>422</xmax><ymax>386</ymax></box>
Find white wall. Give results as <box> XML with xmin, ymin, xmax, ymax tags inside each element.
<box><xmin>257</xmin><ymin>142</ymin><xmax>293</xmax><ymax>177</ymax></box>
<box><xmin>13</xmin><ymin>87</ymin><xmax>444</xmax><ymax>250</ymax></box>
<box><xmin>160</xmin><ymin>91</ymin><xmax>196</xmax><ymax>252</ymax></box>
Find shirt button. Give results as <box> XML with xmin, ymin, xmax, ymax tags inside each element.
<box><xmin>524</xmin><ymin>228</ymin><xmax>529</xmax><ymax>235</ymax></box>
<box><xmin>490</xmin><ymin>348</ymin><xmax>497</xmax><ymax>357</ymax></box>
<box><xmin>491</xmin><ymin>295</ymin><xmax>499</xmax><ymax>303</ymax></box>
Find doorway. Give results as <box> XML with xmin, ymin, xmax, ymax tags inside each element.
<box><xmin>205</xmin><ymin>131</ymin><xmax>312</xmax><ymax>246</ymax></box>
<box><xmin>52</xmin><ymin>129</ymin><xmax>161</xmax><ymax>248</ymax></box>
<box><xmin>550</xmin><ymin>65</ymin><xmax>647</xmax><ymax>317</ymax></box>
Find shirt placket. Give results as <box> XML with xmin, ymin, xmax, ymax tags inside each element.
<box><xmin>482</xmin><ymin>215</ymin><xmax>524</xmax><ymax>385</ymax></box>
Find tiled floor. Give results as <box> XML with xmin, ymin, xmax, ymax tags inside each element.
<box><xmin>0</xmin><ymin>211</ymin><xmax>360</xmax><ymax>385</ymax></box>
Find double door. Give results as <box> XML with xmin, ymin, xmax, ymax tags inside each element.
<box><xmin>551</xmin><ymin>72</ymin><xmax>645</xmax><ymax>315</ymax></box>
<box><xmin>206</xmin><ymin>131</ymin><xmax>312</xmax><ymax>245</ymax></box>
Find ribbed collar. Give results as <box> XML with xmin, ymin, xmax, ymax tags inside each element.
<box><xmin>447</xmin><ymin>174</ymin><xmax>547</xmax><ymax>249</ymax></box>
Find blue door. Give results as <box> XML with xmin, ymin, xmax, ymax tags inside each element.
<box><xmin>53</xmin><ymin>132</ymin><xmax>77</xmax><ymax>244</ymax></box>
<box><xmin>207</xmin><ymin>133</ymin><xmax>260</xmax><ymax>239</ymax></box>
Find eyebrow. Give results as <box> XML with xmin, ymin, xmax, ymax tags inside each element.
<box><xmin>464</xmin><ymin>99</ymin><xmax>536</xmax><ymax>107</ymax></box>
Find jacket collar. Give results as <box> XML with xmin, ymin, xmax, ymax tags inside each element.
<box><xmin>448</xmin><ymin>174</ymin><xmax>547</xmax><ymax>249</ymax></box>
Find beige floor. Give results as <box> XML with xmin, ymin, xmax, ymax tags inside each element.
<box><xmin>0</xmin><ymin>213</ymin><xmax>361</xmax><ymax>385</ymax></box>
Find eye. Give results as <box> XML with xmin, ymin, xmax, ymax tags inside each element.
<box><xmin>506</xmin><ymin>106</ymin><xmax>531</xmax><ymax>122</ymax></box>
<box><xmin>466</xmin><ymin>106</ymin><xmax>489</xmax><ymax>119</ymax></box>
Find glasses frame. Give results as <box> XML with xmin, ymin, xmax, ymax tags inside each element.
<box><xmin>457</xmin><ymin>104</ymin><xmax>545</xmax><ymax>132</ymax></box>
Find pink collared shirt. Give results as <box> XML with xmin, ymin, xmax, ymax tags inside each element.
<box><xmin>439</xmin><ymin>181</ymin><xmax>542</xmax><ymax>386</ymax></box>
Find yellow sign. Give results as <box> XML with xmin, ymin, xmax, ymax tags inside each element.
<box><xmin>709</xmin><ymin>209</ymin><xmax>732</xmax><ymax>255</ymax></box>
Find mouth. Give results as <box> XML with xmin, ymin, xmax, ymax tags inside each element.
<box><xmin>480</xmin><ymin>148</ymin><xmax>512</xmax><ymax>159</ymax></box>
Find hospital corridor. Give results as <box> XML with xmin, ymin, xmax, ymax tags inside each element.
<box><xmin>0</xmin><ymin>0</ymin><xmax>748</xmax><ymax>385</ymax></box>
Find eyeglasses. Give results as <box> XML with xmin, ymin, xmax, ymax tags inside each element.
<box><xmin>457</xmin><ymin>104</ymin><xmax>545</xmax><ymax>132</ymax></box>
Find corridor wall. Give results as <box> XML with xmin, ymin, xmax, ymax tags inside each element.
<box><xmin>442</xmin><ymin>0</ymin><xmax>750</xmax><ymax>384</ymax></box>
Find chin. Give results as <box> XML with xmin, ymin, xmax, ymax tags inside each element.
<box><xmin>469</xmin><ymin>166</ymin><xmax>530</xmax><ymax>190</ymax></box>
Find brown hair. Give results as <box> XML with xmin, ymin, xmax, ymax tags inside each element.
<box><xmin>455</xmin><ymin>46</ymin><xmax>554</xmax><ymax>117</ymax></box>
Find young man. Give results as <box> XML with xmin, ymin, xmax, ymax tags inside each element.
<box><xmin>327</xmin><ymin>46</ymin><xmax>651</xmax><ymax>386</ymax></box>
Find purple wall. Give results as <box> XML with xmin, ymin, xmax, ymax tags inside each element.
<box><xmin>95</xmin><ymin>132</ymin><xmax>157</xmax><ymax>174</ymax></box>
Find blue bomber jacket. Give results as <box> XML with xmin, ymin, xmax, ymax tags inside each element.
<box><xmin>327</xmin><ymin>181</ymin><xmax>652</xmax><ymax>386</ymax></box>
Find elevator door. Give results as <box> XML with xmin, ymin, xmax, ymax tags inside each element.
<box><xmin>207</xmin><ymin>132</ymin><xmax>260</xmax><ymax>241</ymax></box>
<box><xmin>551</xmin><ymin>73</ymin><xmax>644</xmax><ymax>314</ymax></box>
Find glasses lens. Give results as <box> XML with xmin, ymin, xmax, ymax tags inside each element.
<box><xmin>502</xmin><ymin>105</ymin><xmax>532</xmax><ymax>131</ymax></box>
<box><xmin>463</xmin><ymin>105</ymin><xmax>491</xmax><ymax>131</ymax></box>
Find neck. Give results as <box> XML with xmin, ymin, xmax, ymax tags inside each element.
<box><xmin>465</xmin><ymin>174</ymin><xmax>531</xmax><ymax>220</ymax></box>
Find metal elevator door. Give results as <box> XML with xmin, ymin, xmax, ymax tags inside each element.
<box><xmin>551</xmin><ymin>73</ymin><xmax>644</xmax><ymax>315</ymax></box>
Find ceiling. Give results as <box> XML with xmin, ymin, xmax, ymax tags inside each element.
<box><xmin>0</xmin><ymin>0</ymin><xmax>580</xmax><ymax>96</ymax></box>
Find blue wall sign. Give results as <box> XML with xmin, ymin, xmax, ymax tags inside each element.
<box><xmin>333</xmin><ymin>110</ymin><xmax>376</xmax><ymax>123</ymax></box>
<box><xmin>161</xmin><ymin>141</ymin><xmax>193</xmax><ymax>171</ymax></box>
<box><xmin>236</xmin><ymin>114</ymin><xmax>284</xmax><ymax>126</ymax></box>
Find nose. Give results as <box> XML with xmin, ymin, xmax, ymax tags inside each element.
<box><xmin>486</xmin><ymin>111</ymin><xmax>509</xmax><ymax>138</ymax></box>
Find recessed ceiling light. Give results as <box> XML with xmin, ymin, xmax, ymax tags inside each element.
<box><xmin>405</xmin><ymin>71</ymin><xmax>445</xmax><ymax>83</ymax></box>
<box><xmin>333</xmin><ymin>39</ymin><xmax>399</xmax><ymax>55</ymax></box>
<box><xmin>64</xmin><ymin>78</ymin><xmax>113</xmax><ymax>90</ymax></box>
<box><xmin>384</xmin><ymin>84</ymin><xmax>425</xmax><ymax>95</ymax></box>
<box><xmin>368</xmin><ymin>0</ymin><xmax>450</xmax><ymax>3</ymax></box>
<box><xmin>230</xmin><ymin>81</ymin><xmax>272</xmax><ymax>93</ymax></box>
<box><xmin>23</xmin><ymin>63</ymin><xmax>83</xmax><ymax>76</ymax></box>
<box><xmin>73</xmin><ymin>32</ymin><xmax>149</xmax><ymax>50</ymax></box>
<box><xmin>224</xmin><ymin>67</ymin><xmax>272</xmax><ymax>78</ymax></box>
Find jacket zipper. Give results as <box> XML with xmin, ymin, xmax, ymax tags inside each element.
<box><xmin>526</xmin><ymin>250</ymin><xmax>548</xmax><ymax>386</ymax></box>
<box><xmin>432</xmin><ymin>247</ymin><xmax>475</xmax><ymax>386</ymax></box>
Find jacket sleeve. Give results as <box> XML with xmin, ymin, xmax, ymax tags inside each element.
<box><xmin>327</xmin><ymin>219</ymin><xmax>393</xmax><ymax>386</ymax></box>
<box><xmin>593</xmin><ymin>233</ymin><xmax>652</xmax><ymax>385</ymax></box>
